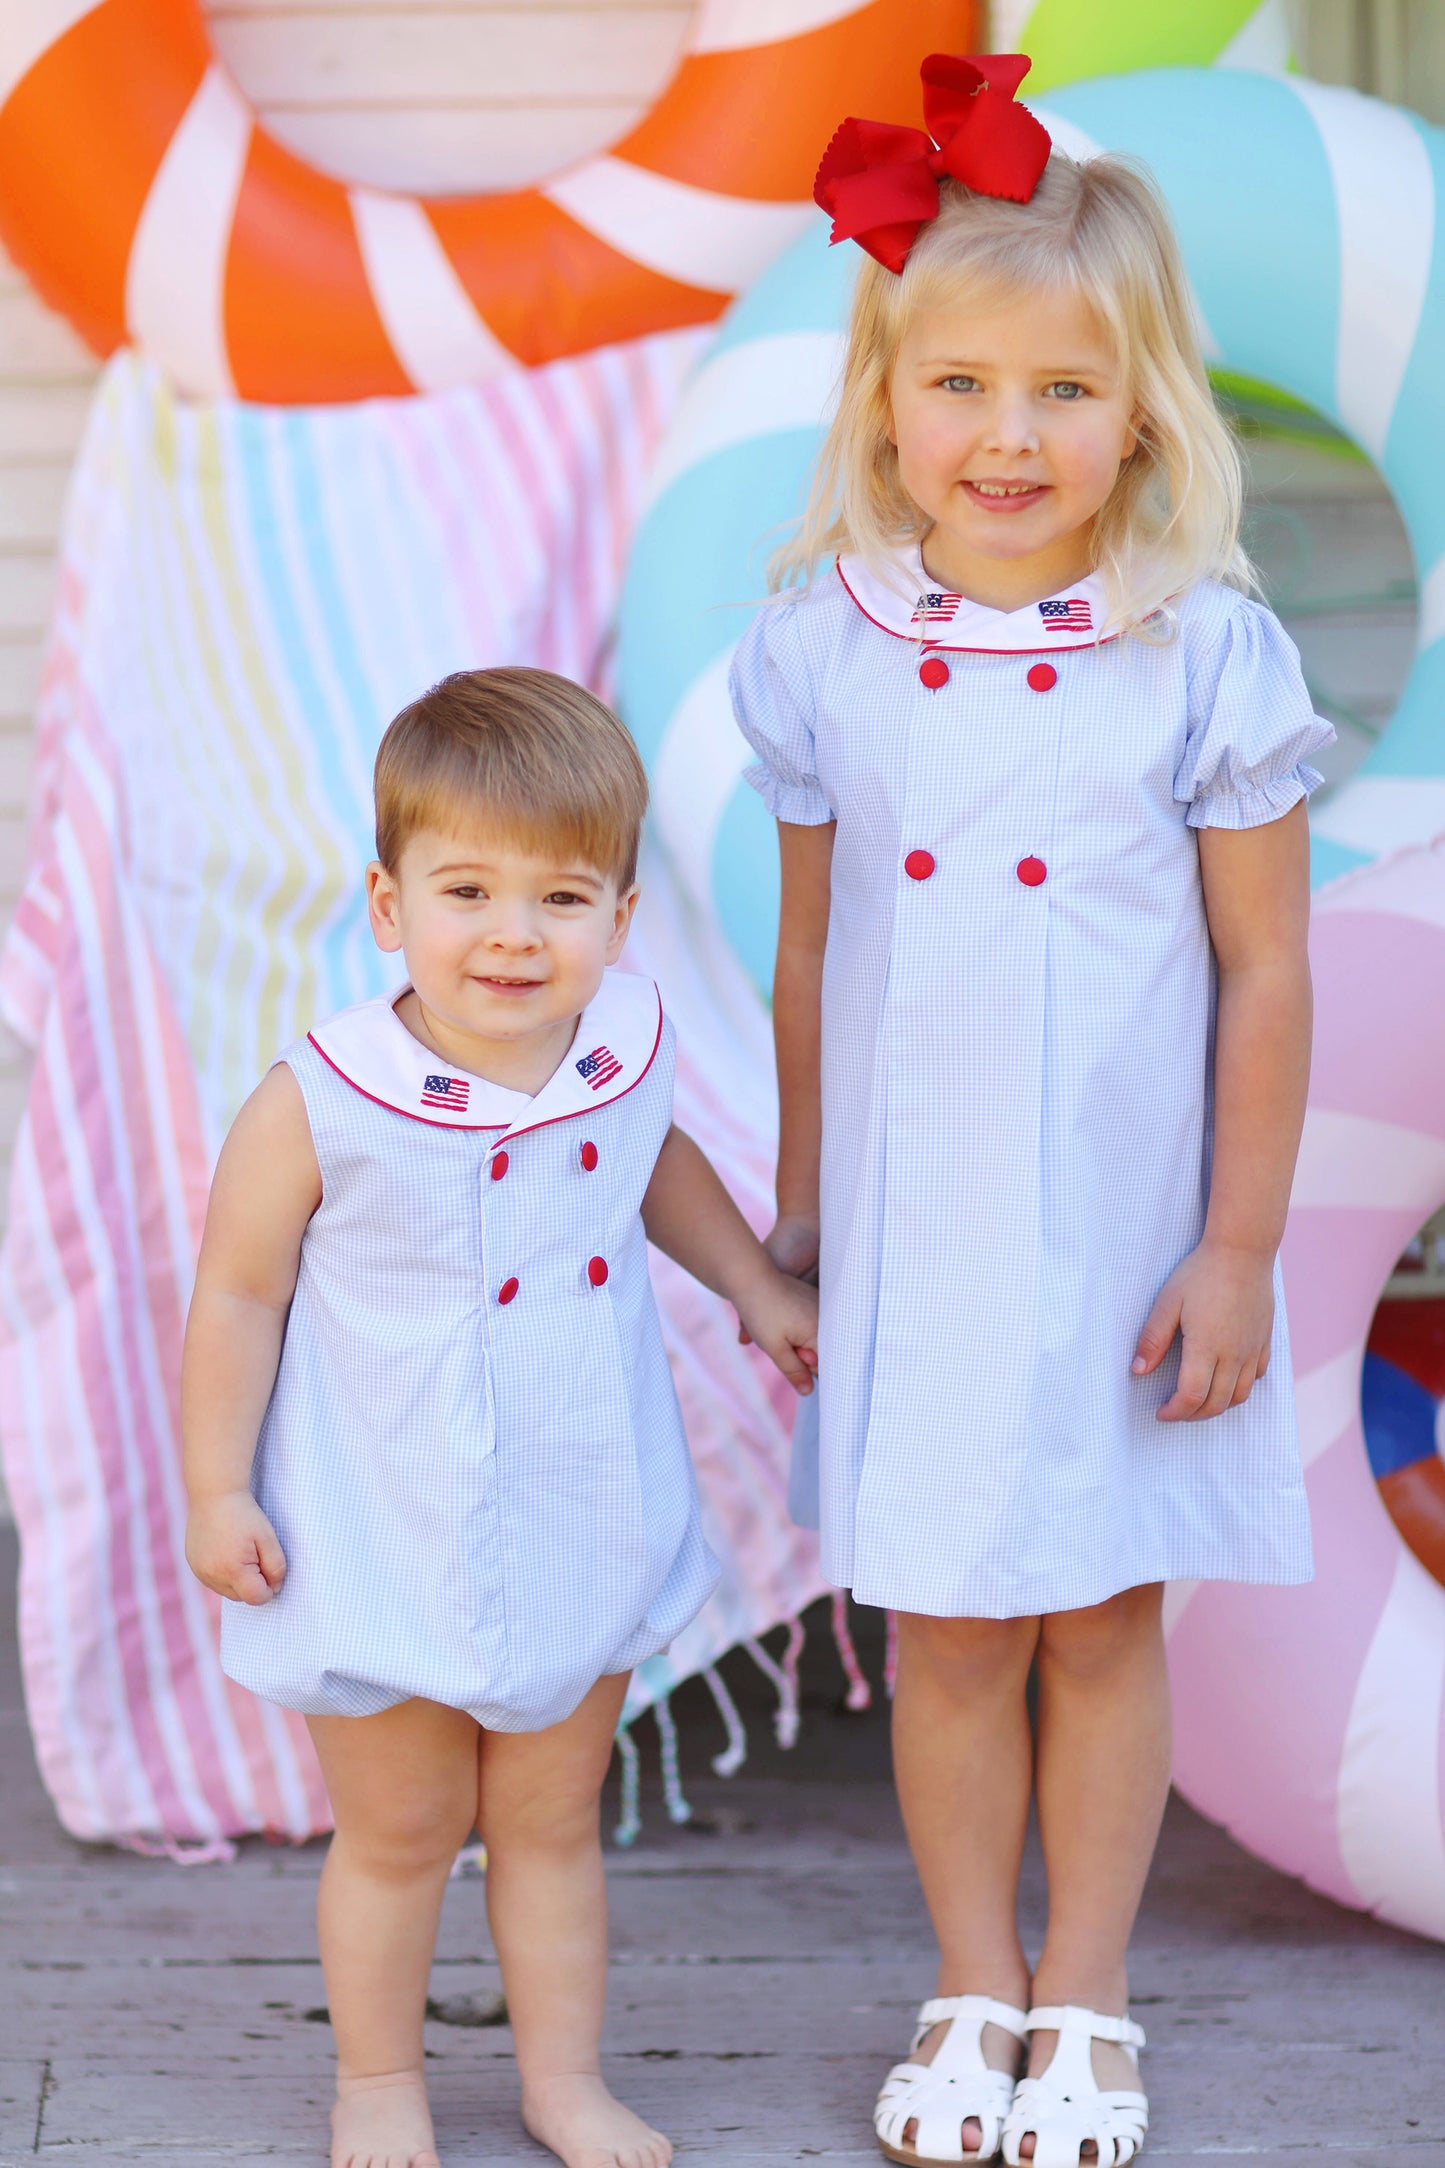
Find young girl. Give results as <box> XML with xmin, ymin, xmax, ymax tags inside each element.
<box><xmin>183</xmin><ymin>668</ymin><xmax>819</xmax><ymax>2168</ymax></box>
<box><xmin>732</xmin><ymin>54</ymin><xmax>1330</xmax><ymax>2168</ymax></box>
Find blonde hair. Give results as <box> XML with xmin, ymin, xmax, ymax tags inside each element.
<box><xmin>775</xmin><ymin>152</ymin><xmax>1251</xmax><ymax>633</ymax></box>
<box><xmin>375</xmin><ymin>667</ymin><xmax>648</xmax><ymax>886</ymax></box>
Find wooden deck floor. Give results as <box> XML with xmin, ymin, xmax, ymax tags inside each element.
<box><xmin>2</xmin><ymin>1530</ymin><xmax>1442</xmax><ymax>2167</ymax></box>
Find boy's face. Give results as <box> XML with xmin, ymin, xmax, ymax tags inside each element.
<box><xmin>366</xmin><ymin>825</ymin><xmax>638</xmax><ymax>1053</ymax></box>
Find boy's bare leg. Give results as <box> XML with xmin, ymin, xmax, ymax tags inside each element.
<box><xmin>309</xmin><ymin>1699</ymin><xmax>481</xmax><ymax>2168</ymax></box>
<box><xmin>478</xmin><ymin>1672</ymin><xmax>670</xmax><ymax>2168</ymax></box>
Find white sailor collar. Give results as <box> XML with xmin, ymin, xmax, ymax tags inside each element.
<box><xmin>307</xmin><ymin>969</ymin><xmax>664</xmax><ymax>1143</ymax></box>
<box><xmin>836</xmin><ymin>547</ymin><xmax>1112</xmax><ymax>653</ymax></box>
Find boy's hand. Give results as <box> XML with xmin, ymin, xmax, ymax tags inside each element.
<box><xmin>186</xmin><ymin>1491</ymin><xmax>287</xmax><ymax>1604</ymax></box>
<box><xmin>1132</xmin><ymin>1242</ymin><xmax>1275</xmax><ymax>1421</ymax></box>
<box><xmin>736</xmin><ymin>1266</ymin><xmax>820</xmax><ymax>1396</ymax></box>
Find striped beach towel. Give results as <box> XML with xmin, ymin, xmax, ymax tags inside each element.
<box><xmin>0</xmin><ymin>348</ymin><xmax>824</xmax><ymax>1850</ymax></box>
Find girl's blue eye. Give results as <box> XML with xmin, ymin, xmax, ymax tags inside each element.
<box><xmin>1048</xmin><ymin>381</ymin><xmax>1086</xmax><ymax>400</ymax></box>
<box><xmin>941</xmin><ymin>375</ymin><xmax>979</xmax><ymax>393</ymax></box>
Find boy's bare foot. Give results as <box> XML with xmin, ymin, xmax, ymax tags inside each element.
<box><xmin>332</xmin><ymin>2069</ymin><xmax>441</xmax><ymax>2168</ymax></box>
<box><xmin>522</xmin><ymin>2072</ymin><xmax>672</xmax><ymax>2168</ymax></box>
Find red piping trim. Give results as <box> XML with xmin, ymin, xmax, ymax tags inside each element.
<box><xmin>306</xmin><ymin>1034</ymin><xmax>509</xmax><ymax>1131</ymax></box>
<box><xmin>500</xmin><ymin>991</ymin><xmax>664</xmax><ymax>1145</ymax></box>
<box><xmin>833</xmin><ymin>558</ymin><xmax>1117</xmax><ymax>656</ymax></box>
<box><xmin>303</xmin><ymin>981</ymin><xmax>665</xmax><ymax>1144</ymax></box>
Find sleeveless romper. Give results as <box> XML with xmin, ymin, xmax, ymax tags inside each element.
<box><xmin>221</xmin><ymin>968</ymin><xmax>719</xmax><ymax>1731</ymax></box>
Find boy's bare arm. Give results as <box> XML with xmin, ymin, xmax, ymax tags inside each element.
<box><xmin>182</xmin><ymin>1063</ymin><xmax>322</xmax><ymax>1602</ymax></box>
<box><xmin>642</xmin><ymin>1125</ymin><xmax>818</xmax><ymax>1394</ymax></box>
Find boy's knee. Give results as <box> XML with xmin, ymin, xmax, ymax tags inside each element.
<box><xmin>336</xmin><ymin>1784</ymin><xmax>476</xmax><ymax>1880</ymax></box>
<box><xmin>1037</xmin><ymin>1583</ymin><xmax>1163</xmax><ymax>1683</ymax></box>
<box><xmin>480</xmin><ymin>1774</ymin><xmax>600</xmax><ymax>1855</ymax></box>
<box><xmin>897</xmin><ymin>1610</ymin><xmax>1038</xmax><ymax>1699</ymax></box>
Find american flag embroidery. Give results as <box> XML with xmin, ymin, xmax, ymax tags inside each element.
<box><xmin>1039</xmin><ymin>597</ymin><xmax>1093</xmax><ymax>633</ymax></box>
<box><xmin>912</xmin><ymin>589</ymin><xmax>963</xmax><ymax>626</ymax></box>
<box><xmin>576</xmin><ymin>1045</ymin><xmax>623</xmax><ymax>1091</ymax></box>
<box><xmin>421</xmin><ymin>1073</ymin><xmax>470</xmax><ymax>1111</ymax></box>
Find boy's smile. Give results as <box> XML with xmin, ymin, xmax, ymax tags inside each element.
<box><xmin>365</xmin><ymin>825</ymin><xmax>639</xmax><ymax>1096</ymax></box>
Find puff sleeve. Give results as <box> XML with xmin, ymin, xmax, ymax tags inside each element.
<box><xmin>1175</xmin><ymin>598</ymin><xmax>1335</xmax><ymax>831</ymax></box>
<box><xmin>730</xmin><ymin>600</ymin><xmax>835</xmax><ymax>826</ymax></box>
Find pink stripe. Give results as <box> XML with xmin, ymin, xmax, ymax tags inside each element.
<box><xmin>1308</xmin><ymin>912</ymin><xmax>1445</xmax><ymax>1128</ymax></box>
<box><xmin>1168</xmin><ymin>1418</ymin><xmax>1399</xmax><ymax>1910</ymax></box>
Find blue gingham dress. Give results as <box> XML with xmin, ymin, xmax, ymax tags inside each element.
<box><xmin>221</xmin><ymin>969</ymin><xmax>719</xmax><ymax>1729</ymax></box>
<box><xmin>732</xmin><ymin>551</ymin><xmax>1333</xmax><ymax>1618</ymax></box>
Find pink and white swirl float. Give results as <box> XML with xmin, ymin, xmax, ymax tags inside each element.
<box><xmin>620</xmin><ymin>67</ymin><xmax>1445</xmax><ymax>1936</ymax></box>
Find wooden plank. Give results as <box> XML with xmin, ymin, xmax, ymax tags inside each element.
<box><xmin>0</xmin><ymin>465</ymin><xmax>71</xmax><ymax>551</ymax></box>
<box><xmin>0</xmin><ymin>292</ymin><xmax>97</xmax><ymax>383</ymax></box>
<box><xmin>0</xmin><ymin>559</ymin><xmax>57</xmax><ymax>636</ymax></box>
<box><xmin>0</xmin><ymin>385</ymin><xmax>93</xmax><ymax>462</ymax></box>
<box><xmin>0</xmin><ymin>645</ymin><xmax>42</xmax><ymax>726</ymax></box>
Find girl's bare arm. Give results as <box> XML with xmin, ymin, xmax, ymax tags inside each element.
<box><xmin>182</xmin><ymin>1064</ymin><xmax>322</xmax><ymax>1602</ymax></box>
<box><xmin>1134</xmin><ymin>800</ymin><xmax>1313</xmax><ymax>1420</ymax></box>
<box><xmin>769</xmin><ymin>819</ymin><xmax>835</xmax><ymax>1277</ymax></box>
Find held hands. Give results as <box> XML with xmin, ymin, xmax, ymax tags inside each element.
<box><xmin>185</xmin><ymin>1491</ymin><xmax>287</xmax><ymax>1605</ymax></box>
<box><xmin>736</xmin><ymin>1260</ymin><xmax>820</xmax><ymax>1396</ymax></box>
<box><xmin>1132</xmin><ymin>1241</ymin><xmax>1275</xmax><ymax>1421</ymax></box>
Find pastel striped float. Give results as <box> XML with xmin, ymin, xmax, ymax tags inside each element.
<box><xmin>0</xmin><ymin>0</ymin><xmax>971</xmax><ymax>401</ymax></box>
<box><xmin>1170</xmin><ymin>840</ymin><xmax>1445</xmax><ymax>1941</ymax></box>
<box><xmin>617</xmin><ymin>68</ymin><xmax>1445</xmax><ymax>1936</ymax></box>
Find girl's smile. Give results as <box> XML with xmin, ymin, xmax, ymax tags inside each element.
<box><xmin>888</xmin><ymin>283</ymin><xmax>1138</xmax><ymax>611</ymax></box>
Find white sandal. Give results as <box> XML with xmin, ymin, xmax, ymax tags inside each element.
<box><xmin>1001</xmin><ymin>2005</ymin><xmax>1147</xmax><ymax>2168</ymax></box>
<box><xmin>874</xmin><ymin>1995</ymin><xmax>1028</xmax><ymax>2166</ymax></box>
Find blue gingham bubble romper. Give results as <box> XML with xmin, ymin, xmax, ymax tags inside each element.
<box><xmin>731</xmin><ymin>549</ymin><xmax>1334</xmax><ymax>1619</ymax></box>
<box><xmin>221</xmin><ymin>968</ymin><xmax>719</xmax><ymax>1730</ymax></box>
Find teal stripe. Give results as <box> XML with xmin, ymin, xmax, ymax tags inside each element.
<box><xmin>1047</xmin><ymin>71</ymin><xmax>1341</xmax><ymax>422</ymax></box>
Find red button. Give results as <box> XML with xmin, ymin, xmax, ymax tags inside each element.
<box><xmin>580</xmin><ymin>1141</ymin><xmax>599</xmax><ymax>1171</ymax></box>
<box><xmin>918</xmin><ymin>656</ymin><xmax>950</xmax><ymax>690</ymax></box>
<box><xmin>1027</xmin><ymin>663</ymin><xmax>1057</xmax><ymax>692</ymax></box>
<box><xmin>904</xmin><ymin>850</ymin><xmax>935</xmax><ymax>882</ymax></box>
<box><xmin>587</xmin><ymin>1256</ymin><xmax>609</xmax><ymax>1287</ymax></box>
<box><xmin>1017</xmin><ymin>856</ymin><xmax>1048</xmax><ymax>886</ymax></box>
<box><xmin>490</xmin><ymin>1151</ymin><xmax>509</xmax><ymax>1181</ymax></box>
<box><xmin>497</xmin><ymin>1276</ymin><xmax>520</xmax><ymax>1304</ymax></box>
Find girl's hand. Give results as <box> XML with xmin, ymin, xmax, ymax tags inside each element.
<box><xmin>764</xmin><ymin>1214</ymin><xmax>821</xmax><ymax>1285</ymax></box>
<box><xmin>1132</xmin><ymin>1242</ymin><xmax>1275</xmax><ymax>1421</ymax></box>
<box><xmin>736</xmin><ymin>1266</ymin><xmax>820</xmax><ymax>1396</ymax></box>
<box><xmin>186</xmin><ymin>1491</ymin><xmax>287</xmax><ymax>1604</ymax></box>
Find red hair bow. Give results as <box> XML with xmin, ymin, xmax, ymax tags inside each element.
<box><xmin>814</xmin><ymin>53</ymin><xmax>1052</xmax><ymax>274</ymax></box>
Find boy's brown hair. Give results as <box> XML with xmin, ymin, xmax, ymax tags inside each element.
<box><xmin>374</xmin><ymin>667</ymin><xmax>649</xmax><ymax>886</ymax></box>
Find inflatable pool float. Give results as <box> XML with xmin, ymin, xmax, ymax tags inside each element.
<box><xmin>618</xmin><ymin>67</ymin><xmax>1445</xmax><ymax>1936</ymax></box>
<box><xmin>0</xmin><ymin>0</ymin><xmax>972</xmax><ymax>400</ymax></box>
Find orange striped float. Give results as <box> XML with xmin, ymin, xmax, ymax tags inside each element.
<box><xmin>0</xmin><ymin>0</ymin><xmax>973</xmax><ymax>404</ymax></box>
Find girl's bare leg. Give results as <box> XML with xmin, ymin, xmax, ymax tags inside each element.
<box><xmin>1016</xmin><ymin>1583</ymin><xmax>1172</xmax><ymax>2160</ymax></box>
<box><xmin>309</xmin><ymin>1699</ymin><xmax>481</xmax><ymax>2168</ymax></box>
<box><xmin>477</xmin><ymin>1672</ymin><xmax>669</xmax><ymax>2168</ymax></box>
<box><xmin>891</xmin><ymin>1612</ymin><xmax>1040</xmax><ymax>2154</ymax></box>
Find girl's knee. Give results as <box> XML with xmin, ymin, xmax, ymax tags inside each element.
<box><xmin>1037</xmin><ymin>1584</ymin><xmax>1164</xmax><ymax>1683</ymax></box>
<box><xmin>896</xmin><ymin>1610</ymin><xmax>1038</xmax><ymax>1698</ymax></box>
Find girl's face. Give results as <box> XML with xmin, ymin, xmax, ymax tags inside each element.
<box><xmin>888</xmin><ymin>281</ymin><xmax>1138</xmax><ymax>609</ymax></box>
<box><xmin>366</xmin><ymin>825</ymin><xmax>638</xmax><ymax>1086</ymax></box>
